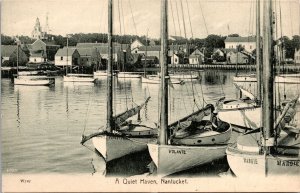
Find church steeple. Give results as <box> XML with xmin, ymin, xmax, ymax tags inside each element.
<box><xmin>32</xmin><ymin>17</ymin><xmax>45</xmax><ymax>40</ymax></box>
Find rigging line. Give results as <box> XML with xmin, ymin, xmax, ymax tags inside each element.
<box><xmin>275</xmin><ymin>0</ymin><xmax>281</xmax><ymax>109</ymax></box>
<box><xmin>198</xmin><ymin>0</ymin><xmax>208</xmax><ymax>36</ymax></box>
<box><xmin>279</xmin><ymin>0</ymin><xmax>286</xmax><ymax>96</ymax></box>
<box><xmin>190</xmin><ymin>72</ymin><xmax>200</xmax><ymax>110</ymax></box>
<box><xmin>170</xmin><ymin>0</ymin><xmax>177</xmax><ymax>37</ymax></box>
<box><xmin>175</xmin><ymin>0</ymin><xmax>182</xmax><ymax>37</ymax></box>
<box><xmin>128</xmin><ymin>0</ymin><xmax>138</xmax><ymax>35</ymax></box>
<box><xmin>179</xmin><ymin>0</ymin><xmax>187</xmax><ymax>39</ymax></box>
<box><xmin>120</xmin><ymin>0</ymin><xmax>126</xmax><ymax>36</ymax></box>
<box><xmin>82</xmin><ymin>92</ymin><xmax>92</xmax><ymax>135</ymax></box>
<box><xmin>289</xmin><ymin>1</ymin><xmax>294</xmax><ymax>36</ymax></box>
<box><xmin>117</xmin><ymin>0</ymin><xmax>122</xmax><ymax>36</ymax></box>
<box><xmin>185</xmin><ymin>0</ymin><xmax>193</xmax><ymax>38</ymax></box>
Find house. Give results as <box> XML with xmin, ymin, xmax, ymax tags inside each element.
<box><xmin>224</xmin><ymin>36</ymin><xmax>256</xmax><ymax>53</ymax></box>
<box><xmin>131</xmin><ymin>39</ymin><xmax>144</xmax><ymax>53</ymax></box>
<box><xmin>28</xmin><ymin>39</ymin><xmax>60</xmax><ymax>63</ymax></box>
<box><xmin>1</xmin><ymin>45</ymin><xmax>28</xmax><ymax>66</ymax></box>
<box><xmin>226</xmin><ymin>51</ymin><xmax>249</xmax><ymax>64</ymax></box>
<box><xmin>189</xmin><ymin>49</ymin><xmax>204</xmax><ymax>65</ymax></box>
<box><xmin>136</xmin><ymin>45</ymin><xmax>161</xmax><ymax>61</ymax></box>
<box><xmin>29</xmin><ymin>50</ymin><xmax>47</xmax><ymax>63</ymax></box>
<box><xmin>76</xmin><ymin>42</ymin><xmax>130</xmax><ymax>65</ymax></box>
<box><xmin>76</xmin><ymin>48</ymin><xmax>101</xmax><ymax>67</ymax></box>
<box><xmin>55</xmin><ymin>47</ymin><xmax>80</xmax><ymax>67</ymax></box>
<box><xmin>171</xmin><ymin>53</ymin><xmax>184</xmax><ymax>65</ymax></box>
<box><xmin>295</xmin><ymin>48</ymin><xmax>300</xmax><ymax>64</ymax></box>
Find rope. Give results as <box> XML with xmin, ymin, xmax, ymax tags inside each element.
<box><xmin>198</xmin><ymin>0</ymin><xmax>208</xmax><ymax>36</ymax></box>
<box><xmin>175</xmin><ymin>0</ymin><xmax>182</xmax><ymax>37</ymax></box>
<box><xmin>185</xmin><ymin>0</ymin><xmax>193</xmax><ymax>38</ymax></box>
<box><xmin>179</xmin><ymin>0</ymin><xmax>187</xmax><ymax>39</ymax></box>
<box><xmin>128</xmin><ymin>0</ymin><xmax>138</xmax><ymax>35</ymax></box>
<box><xmin>170</xmin><ymin>0</ymin><xmax>177</xmax><ymax>37</ymax></box>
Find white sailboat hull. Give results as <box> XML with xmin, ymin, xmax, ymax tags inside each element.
<box><xmin>118</xmin><ymin>72</ymin><xmax>141</xmax><ymax>78</ymax></box>
<box><xmin>14</xmin><ymin>77</ymin><xmax>54</xmax><ymax>86</ymax></box>
<box><xmin>63</xmin><ymin>75</ymin><xmax>95</xmax><ymax>82</ymax></box>
<box><xmin>218</xmin><ymin>107</ymin><xmax>261</xmax><ymax>128</ymax></box>
<box><xmin>226</xmin><ymin>147</ymin><xmax>300</xmax><ymax>177</ymax></box>
<box><xmin>141</xmin><ymin>76</ymin><xmax>183</xmax><ymax>84</ymax></box>
<box><xmin>169</xmin><ymin>74</ymin><xmax>198</xmax><ymax>80</ymax></box>
<box><xmin>93</xmin><ymin>71</ymin><xmax>117</xmax><ymax>77</ymax></box>
<box><xmin>92</xmin><ymin>135</ymin><xmax>155</xmax><ymax>162</ymax></box>
<box><xmin>147</xmin><ymin>143</ymin><xmax>227</xmax><ymax>176</ymax></box>
<box><xmin>233</xmin><ymin>75</ymin><xmax>300</xmax><ymax>84</ymax></box>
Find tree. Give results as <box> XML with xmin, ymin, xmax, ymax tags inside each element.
<box><xmin>1</xmin><ymin>34</ymin><xmax>15</xmax><ymax>45</ymax></box>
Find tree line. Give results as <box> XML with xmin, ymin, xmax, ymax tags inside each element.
<box><xmin>1</xmin><ymin>33</ymin><xmax>299</xmax><ymax>59</ymax></box>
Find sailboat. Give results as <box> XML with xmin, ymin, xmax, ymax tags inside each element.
<box><xmin>63</xmin><ymin>36</ymin><xmax>96</xmax><ymax>83</ymax></box>
<box><xmin>147</xmin><ymin>0</ymin><xmax>232</xmax><ymax>176</ymax></box>
<box><xmin>217</xmin><ymin>0</ymin><xmax>262</xmax><ymax>130</ymax></box>
<box><xmin>81</xmin><ymin>0</ymin><xmax>157</xmax><ymax>162</ymax></box>
<box><xmin>13</xmin><ymin>38</ymin><xmax>55</xmax><ymax>86</ymax></box>
<box><xmin>226</xmin><ymin>0</ymin><xmax>300</xmax><ymax>177</ymax></box>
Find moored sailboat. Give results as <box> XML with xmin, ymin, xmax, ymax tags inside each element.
<box><xmin>147</xmin><ymin>0</ymin><xmax>232</xmax><ymax>177</ymax></box>
<box><xmin>226</xmin><ymin>0</ymin><xmax>300</xmax><ymax>177</ymax></box>
<box><xmin>81</xmin><ymin>0</ymin><xmax>157</xmax><ymax>162</ymax></box>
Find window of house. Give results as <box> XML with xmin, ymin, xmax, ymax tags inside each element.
<box><xmin>34</xmin><ymin>59</ymin><xmax>36</xmax><ymax>62</ymax></box>
<box><xmin>250</xmin><ymin>45</ymin><xmax>252</xmax><ymax>49</ymax></box>
<box><xmin>61</xmin><ymin>56</ymin><xmax>63</xmax><ymax>60</ymax></box>
<box><xmin>175</xmin><ymin>58</ymin><xmax>178</xmax><ymax>63</ymax></box>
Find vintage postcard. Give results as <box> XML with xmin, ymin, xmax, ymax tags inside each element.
<box><xmin>1</xmin><ymin>0</ymin><xmax>300</xmax><ymax>192</ymax></box>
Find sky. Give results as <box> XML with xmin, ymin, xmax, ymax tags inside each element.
<box><xmin>1</xmin><ymin>0</ymin><xmax>300</xmax><ymax>39</ymax></box>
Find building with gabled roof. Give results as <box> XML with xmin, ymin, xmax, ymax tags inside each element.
<box><xmin>189</xmin><ymin>49</ymin><xmax>204</xmax><ymax>65</ymax></box>
<box><xmin>1</xmin><ymin>45</ymin><xmax>28</xmax><ymax>66</ymax></box>
<box><xmin>55</xmin><ymin>47</ymin><xmax>80</xmax><ymax>66</ymax></box>
<box><xmin>225</xmin><ymin>36</ymin><xmax>256</xmax><ymax>52</ymax></box>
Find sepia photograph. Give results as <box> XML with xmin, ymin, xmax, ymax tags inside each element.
<box><xmin>1</xmin><ymin>0</ymin><xmax>300</xmax><ymax>192</ymax></box>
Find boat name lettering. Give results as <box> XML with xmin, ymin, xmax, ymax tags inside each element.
<box><xmin>277</xmin><ymin>160</ymin><xmax>300</xmax><ymax>167</ymax></box>
<box><xmin>243</xmin><ymin>158</ymin><xmax>258</xmax><ymax>164</ymax></box>
<box><xmin>169</xmin><ymin>149</ymin><xmax>186</xmax><ymax>154</ymax></box>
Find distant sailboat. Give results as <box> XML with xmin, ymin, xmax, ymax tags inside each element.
<box><xmin>226</xmin><ymin>0</ymin><xmax>300</xmax><ymax>177</ymax></box>
<box><xmin>81</xmin><ymin>0</ymin><xmax>156</xmax><ymax>162</ymax></box>
<box><xmin>13</xmin><ymin>38</ymin><xmax>55</xmax><ymax>86</ymax></box>
<box><xmin>147</xmin><ymin>0</ymin><xmax>232</xmax><ymax>176</ymax></box>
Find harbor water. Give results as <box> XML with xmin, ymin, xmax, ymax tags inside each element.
<box><xmin>2</xmin><ymin>70</ymin><xmax>300</xmax><ymax>176</ymax></box>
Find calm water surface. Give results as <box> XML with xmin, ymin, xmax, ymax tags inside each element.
<box><xmin>2</xmin><ymin>70</ymin><xmax>299</xmax><ymax>176</ymax></box>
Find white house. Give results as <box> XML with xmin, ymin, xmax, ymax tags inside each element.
<box><xmin>171</xmin><ymin>53</ymin><xmax>184</xmax><ymax>65</ymax></box>
<box><xmin>55</xmin><ymin>47</ymin><xmax>80</xmax><ymax>66</ymax></box>
<box><xmin>131</xmin><ymin>39</ymin><xmax>144</xmax><ymax>53</ymax></box>
<box><xmin>225</xmin><ymin>36</ymin><xmax>256</xmax><ymax>53</ymax></box>
<box><xmin>294</xmin><ymin>48</ymin><xmax>300</xmax><ymax>64</ymax></box>
<box><xmin>189</xmin><ymin>49</ymin><xmax>204</xmax><ymax>65</ymax></box>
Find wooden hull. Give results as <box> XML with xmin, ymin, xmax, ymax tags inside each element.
<box><xmin>169</xmin><ymin>74</ymin><xmax>198</xmax><ymax>80</ymax></box>
<box><xmin>93</xmin><ymin>71</ymin><xmax>117</xmax><ymax>77</ymax></box>
<box><xmin>63</xmin><ymin>75</ymin><xmax>95</xmax><ymax>82</ymax></box>
<box><xmin>148</xmin><ymin>143</ymin><xmax>228</xmax><ymax>176</ymax></box>
<box><xmin>233</xmin><ymin>75</ymin><xmax>300</xmax><ymax>84</ymax></box>
<box><xmin>14</xmin><ymin>77</ymin><xmax>54</xmax><ymax>86</ymax></box>
<box><xmin>226</xmin><ymin>146</ymin><xmax>300</xmax><ymax>177</ymax></box>
<box><xmin>92</xmin><ymin>134</ymin><xmax>155</xmax><ymax>162</ymax></box>
<box><xmin>118</xmin><ymin>72</ymin><xmax>141</xmax><ymax>78</ymax></box>
<box><xmin>218</xmin><ymin>106</ymin><xmax>261</xmax><ymax>128</ymax></box>
<box><xmin>141</xmin><ymin>76</ymin><xmax>183</xmax><ymax>84</ymax></box>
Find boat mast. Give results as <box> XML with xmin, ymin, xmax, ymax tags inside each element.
<box><xmin>107</xmin><ymin>0</ymin><xmax>113</xmax><ymax>132</ymax></box>
<box><xmin>159</xmin><ymin>0</ymin><xmax>168</xmax><ymax>145</ymax></box>
<box><xmin>262</xmin><ymin>0</ymin><xmax>274</xmax><ymax>152</ymax></box>
<box><xmin>256</xmin><ymin>0</ymin><xmax>262</xmax><ymax>102</ymax></box>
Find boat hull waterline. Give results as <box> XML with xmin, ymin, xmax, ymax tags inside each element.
<box><xmin>148</xmin><ymin>143</ymin><xmax>228</xmax><ymax>176</ymax></box>
<box><xmin>92</xmin><ymin>134</ymin><xmax>156</xmax><ymax>162</ymax></box>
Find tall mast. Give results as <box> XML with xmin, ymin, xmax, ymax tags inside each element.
<box><xmin>107</xmin><ymin>0</ymin><xmax>113</xmax><ymax>132</ymax></box>
<box><xmin>159</xmin><ymin>0</ymin><xmax>168</xmax><ymax>145</ymax></box>
<box><xmin>262</xmin><ymin>0</ymin><xmax>274</xmax><ymax>152</ymax></box>
<box><xmin>256</xmin><ymin>0</ymin><xmax>262</xmax><ymax>102</ymax></box>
